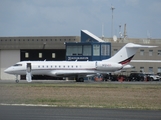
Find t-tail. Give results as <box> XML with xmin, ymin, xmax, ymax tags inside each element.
<box><xmin>103</xmin><ymin>43</ymin><xmax>157</xmax><ymax>65</ymax></box>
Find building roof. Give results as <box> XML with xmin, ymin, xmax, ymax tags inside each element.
<box><xmin>81</xmin><ymin>30</ymin><xmax>104</xmax><ymax>42</ymax></box>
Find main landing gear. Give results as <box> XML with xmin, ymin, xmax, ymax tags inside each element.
<box><xmin>76</xmin><ymin>77</ymin><xmax>84</xmax><ymax>82</ymax></box>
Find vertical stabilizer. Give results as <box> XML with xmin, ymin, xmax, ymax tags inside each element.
<box><xmin>103</xmin><ymin>43</ymin><xmax>157</xmax><ymax>65</ymax></box>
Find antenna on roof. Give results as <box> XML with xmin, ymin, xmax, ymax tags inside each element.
<box><xmin>113</xmin><ymin>35</ymin><xmax>117</xmax><ymax>42</ymax></box>
<box><xmin>147</xmin><ymin>30</ymin><xmax>151</xmax><ymax>39</ymax></box>
<box><xmin>102</xmin><ymin>23</ymin><xmax>104</xmax><ymax>39</ymax></box>
<box><xmin>111</xmin><ymin>4</ymin><xmax>115</xmax><ymax>37</ymax></box>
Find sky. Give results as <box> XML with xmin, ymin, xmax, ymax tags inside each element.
<box><xmin>0</xmin><ymin>0</ymin><xmax>161</xmax><ymax>38</ymax></box>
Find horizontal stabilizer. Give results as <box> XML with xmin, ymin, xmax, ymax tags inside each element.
<box><xmin>126</xmin><ymin>43</ymin><xmax>157</xmax><ymax>48</ymax></box>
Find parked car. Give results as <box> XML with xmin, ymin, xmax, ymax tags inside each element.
<box><xmin>157</xmin><ymin>72</ymin><xmax>161</xmax><ymax>76</ymax></box>
<box><xmin>146</xmin><ymin>74</ymin><xmax>161</xmax><ymax>81</ymax></box>
<box><xmin>128</xmin><ymin>73</ymin><xmax>146</xmax><ymax>81</ymax></box>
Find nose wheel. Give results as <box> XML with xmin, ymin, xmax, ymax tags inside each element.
<box><xmin>15</xmin><ymin>80</ymin><xmax>19</xmax><ymax>83</ymax></box>
<box><xmin>15</xmin><ymin>75</ymin><xmax>19</xmax><ymax>83</ymax></box>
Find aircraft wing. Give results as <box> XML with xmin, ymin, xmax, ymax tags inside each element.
<box><xmin>50</xmin><ymin>70</ymin><xmax>97</xmax><ymax>77</ymax></box>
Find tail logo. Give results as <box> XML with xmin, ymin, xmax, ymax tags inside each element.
<box><xmin>119</xmin><ymin>55</ymin><xmax>134</xmax><ymax>65</ymax></box>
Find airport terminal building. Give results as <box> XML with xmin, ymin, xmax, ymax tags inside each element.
<box><xmin>1</xmin><ymin>30</ymin><xmax>161</xmax><ymax>80</ymax></box>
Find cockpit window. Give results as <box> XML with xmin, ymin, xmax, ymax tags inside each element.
<box><xmin>13</xmin><ymin>64</ymin><xmax>22</xmax><ymax>66</ymax></box>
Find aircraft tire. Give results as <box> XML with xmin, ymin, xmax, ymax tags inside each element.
<box><xmin>79</xmin><ymin>78</ymin><xmax>84</xmax><ymax>82</ymax></box>
<box><xmin>15</xmin><ymin>80</ymin><xmax>19</xmax><ymax>83</ymax></box>
<box><xmin>76</xmin><ymin>78</ymin><xmax>84</xmax><ymax>82</ymax></box>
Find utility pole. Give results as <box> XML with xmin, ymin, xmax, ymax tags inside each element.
<box><xmin>111</xmin><ymin>5</ymin><xmax>115</xmax><ymax>38</ymax></box>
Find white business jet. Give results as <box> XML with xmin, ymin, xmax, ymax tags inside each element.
<box><xmin>4</xmin><ymin>43</ymin><xmax>156</xmax><ymax>83</ymax></box>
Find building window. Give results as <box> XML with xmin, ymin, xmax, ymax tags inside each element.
<box><xmin>39</xmin><ymin>53</ymin><xmax>42</xmax><ymax>58</ymax></box>
<box><xmin>83</xmin><ymin>45</ymin><xmax>91</xmax><ymax>56</ymax></box>
<box><xmin>149</xmin><ymin>50</ymin><xmax>153</xmax><ymax>56</ymax></box>
<box><xmin>140</xmin><ymin>50</ymin><xmax>144</xmax><ymax>56</ymax></box>
<box><xmin>25</xmin><ymin>52</ymin><xmax>29</xmax><ymax>58</ymax></box>
<box><xmin>157</xmin><ymin>67</ymin><xmax>161</xmax><ymax>73</ymax></box>
<box><xmin>149</xmin><ymin>67</ymin><xmax>153</xmax><ymax>73</ymax></box>
<box><xmin>101</xmin><ymin>44</ymin><xmax>110</xmax><ymax>56</ymax></box>
<box><xmin>66</xmin><ymin>45</ymin><xmax>82</xmax><ymax>56</ymax></box>
<box><xmin>113</xmin><ymin>49</ymin><xmax>118</xmax><ymax>55</ymax></box>
<box><xmin>93</xmin><ymin>44</ymin><xmax>100</xmax><ymax>56</ymax></box>
<box><xmin>66</xmin><ymin>46</ymin><xmax>73</xmax><ymax>56</ymax></box>
<box><xmin>77</xmin><ymin>46</ymin><xmax>82</xmax><ymax>55</ymax></box>
<box><xmin>158</xmin><ymin>50</ymin><xmax>161</xmax><ymax>56</ymax></box>
<box><xmin>140</xmin><ymin>67</ymin><xmax>144</xmax><ymax>72</ymax></box>
<box><xmin>52</xmin><ymin>53</ymin><xmax>56</xmax><ymax>58</ymax></box>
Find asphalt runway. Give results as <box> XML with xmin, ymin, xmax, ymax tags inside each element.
<box><xmin>0</xmin><ymin>80</ymin><xmax>161</xmax><ymax>120</ymax></box>
<box><xmin>1</xmin><ymin>79</ymin><xmax>161</xmax><ymax>84</ymax></box>
<box><xmin>0</xmin><ymin>105</ymin><xmax>161</xmax><ymax>120</ymax></box>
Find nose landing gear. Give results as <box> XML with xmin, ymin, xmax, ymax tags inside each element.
<box><xmin>15</xmin><ymin>75</ymin><xmax>19</xmax><ymax>83</ymax></box>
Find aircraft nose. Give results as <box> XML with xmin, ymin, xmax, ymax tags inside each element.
<box><xmin>4</xmin><ymin>68</ymin><xmax>12</xmax><ymax>74</ymax></box>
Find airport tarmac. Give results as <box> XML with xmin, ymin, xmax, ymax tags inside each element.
<box><xmin>0</xmin><ymin>79</ymin><xmax>161</xmax><ymax>84</ymax></box>
<box><xmin>1</xmin><ymin>80</ymin><xmax>161</xmax><ymax>120</ymax></box>
<box><xmin>0</xmin><ymin>105</ymin><xmax>161</xmax><ymax>120</ymax></box>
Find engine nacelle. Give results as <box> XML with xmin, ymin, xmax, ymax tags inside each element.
<box><xmin>96</xmin><ymin>61</ymin><xmax>123</xmax><ymax>71</ymax></box>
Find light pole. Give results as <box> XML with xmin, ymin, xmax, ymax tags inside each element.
<box><xmin>111</xmin><ymin>5</ymin><xmax>115</xmax><ymax>38</ymax></box>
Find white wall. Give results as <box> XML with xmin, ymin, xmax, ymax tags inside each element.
<box><xmin>0</xmin><ymin>50</ymin><xmax>20</xmax><ymax>80</ymax></box>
